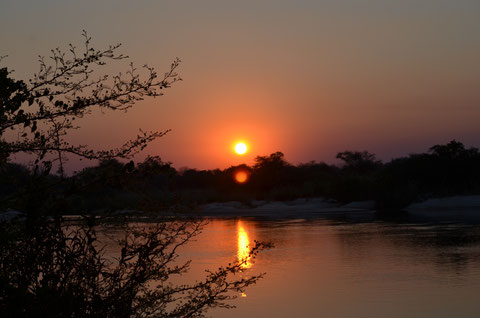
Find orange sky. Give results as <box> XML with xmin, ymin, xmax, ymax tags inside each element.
<box><xmin>1</xmin><ymin>0</ymin><xmax>480</xmax><ymax>171</ymax></box>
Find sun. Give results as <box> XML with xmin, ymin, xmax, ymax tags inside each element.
<box><xmin>235</xmin><ymin>142</ymin><xmax>247</xmax><ymax>155</ymax></box>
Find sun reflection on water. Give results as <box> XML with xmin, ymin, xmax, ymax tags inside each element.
<box><xmin>237</xmin><ymin>221</ymin><xmax>252</xmax><ymax>269</ymax></box>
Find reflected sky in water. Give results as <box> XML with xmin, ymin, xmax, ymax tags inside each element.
<box><xmin>103</xmin><ymin>219</ymin><xmax>480</xmax><ymax>317</ymax></box>
<box><xmin>178</xmin><ymin>219</ymin><xmax>480</xmax><ymax>318</ymax></box>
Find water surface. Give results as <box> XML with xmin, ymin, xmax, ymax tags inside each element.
<box><xmin>176</xmin><ymin>218</ymin><xmax>480</xmax><ymax>318</ymax></box>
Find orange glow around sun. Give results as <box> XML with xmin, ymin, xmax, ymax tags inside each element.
<box><xmin>234</xmin><ymin>142</ymin><xmax>247</xmax><ymax>155</ymax></box>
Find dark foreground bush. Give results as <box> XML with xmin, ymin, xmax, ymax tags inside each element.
<box><xmin>0</xmin><ymin>218</ymin><xmax>269</xmax><ymax>318</ymax></box>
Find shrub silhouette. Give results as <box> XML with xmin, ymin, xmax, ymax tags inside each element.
<box><xmin>0</xmin><ymin>33</ymin><xmax>269</xmax><ymax>317</ymax></box>
<box><xmin>0</xmin><ymin>218</ymin><xmax>268</xmax><ymax>317</ymax></box>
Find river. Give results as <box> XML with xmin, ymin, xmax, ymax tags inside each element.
<box><xmin>103</xmin><ymin>217</ymin><xmax>480</xmax><ymax>317</ymax></box>
<box><xmin>175</xmin><ymin>218</ymin><xmax>480</xmax><ymax>318</ymax></box>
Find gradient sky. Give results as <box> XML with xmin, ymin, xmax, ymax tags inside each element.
<box><xmin>1</xmin><ymin>0</ymin><xmax>480</xmax><ymax>171</ymax></box>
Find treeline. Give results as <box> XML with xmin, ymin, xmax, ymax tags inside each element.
<box><xmin>1</xmin><ymin>140</ymin><xmax>480</xmax><ymax>215</ymax></box>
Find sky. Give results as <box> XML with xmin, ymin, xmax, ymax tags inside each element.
<box><xmin>1</xmin><ymin>0</ymin><xmax>480</xmax><ymax>171</ymax></box>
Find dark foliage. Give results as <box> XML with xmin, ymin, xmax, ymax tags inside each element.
<box><xmin>1</xmin><ymin>34</ymin><xmax>270</xmax><ymax>318</ymax></box>
<box><xmin>3</xmin><ymin>140</ymin><xmax>479</xmax><ymax>213</ymax></box>
<box><xmin>0</xmin><ymin>31</ymin><xmax>180</xmax><ymax>174</ymax></box>
<box><xmin>0</xmin><ymin>218</ymin><xmax>269</xmax><ymax>317</ymax></box>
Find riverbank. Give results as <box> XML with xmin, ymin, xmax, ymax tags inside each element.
<box><xmin>2</xmin><ymin>195</ymin><xmax>480</xmax><ymax>223</ymax></box>
<box><xmin>195</xmin><ymin>197</ymin><xmax>377</xmax><ymax>220</ymax></box>
<box><xmin>194</xmin><ymin>195</ymin><xmax>480</xmax><ymax>222</ymax></box>
<box><xmin>406</xmin><ymin>195</ymin><xmax>480</xmax><ymax>223</ymax></box>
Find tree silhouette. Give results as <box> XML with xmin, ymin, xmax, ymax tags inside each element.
<box><xmin>429</xmin><ymin>140</ymin><xmax>478</xmax><ymax>159</ymax></box>
<box><xmin>0</xmin><ymin>219</ymin><xmax>268</xmax><ymax>318</ymax></box>
<box><xmin>0</xmin><ymin>33</ymin><xmax>269</xmax><ymax>317</ymax></box>
<box><xmin>253</xmin><ymin>151</ymin><xmax>288</xmax><ymax>171</ymax></box>
<box><xmin>336</xmin><ymin>150</ymin><xmax>381</xmax><ymax>173</ymax></box>
<box><xmin>0</xmin><ymin>31</ymin><xmax>180</xmax><ymax>175</ymax></box>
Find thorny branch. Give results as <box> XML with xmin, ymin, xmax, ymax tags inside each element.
<box><xmin>0</xmin><ymin>31</ymin><xmax>181</xmax><ymax>175</ymax></box>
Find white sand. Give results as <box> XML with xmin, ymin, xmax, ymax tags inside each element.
<box><xmin>197</xmin><ymin>198</ymin><xmax>376</xmax><ymax>219</ymax></box>
<box><xmin>407</xmin><ymin>195</ymin><xmax>480</xmax><ymax>222</ymax></box>
<box><xmin>407</xmin><ymin>195</ymin><xmax>480</xmax><ymax>210</ymax></box>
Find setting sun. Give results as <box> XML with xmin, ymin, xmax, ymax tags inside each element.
<box><xmin>235</xmin><ymin>142</ymin><xmax>247</xmax><ymax>155</ymax></box>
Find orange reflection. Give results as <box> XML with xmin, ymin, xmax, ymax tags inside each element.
<box><xmin>237</xmin><ymin>221</ymin><xmax>252</xmax><ymax>269</ymax></box>
<box><xmin>234</xmin><ymin>170</ymin><xmax>249</xmax><ymax>183</ymax></box>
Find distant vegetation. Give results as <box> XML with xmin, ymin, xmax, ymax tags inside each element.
<box><xmin>2</xmin><ymin>140</ymin><xmax>479</xmax><ymax>214</ymax></box>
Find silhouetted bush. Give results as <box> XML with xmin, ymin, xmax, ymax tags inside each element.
<box><xmin>0</xmin><ymin>218</ymin><xmax>269</xmax><ymax>317</ymax></box>
<box><xmin>0</xmin><ymin>33</ymin><xmax>269</xmax><ymax>317</ymax></box>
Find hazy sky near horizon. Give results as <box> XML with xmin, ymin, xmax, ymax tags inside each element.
<box><xmin>1</xmin><ymin>0</ymin><xmax>480</xmax><ymax>170</ymax></box>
